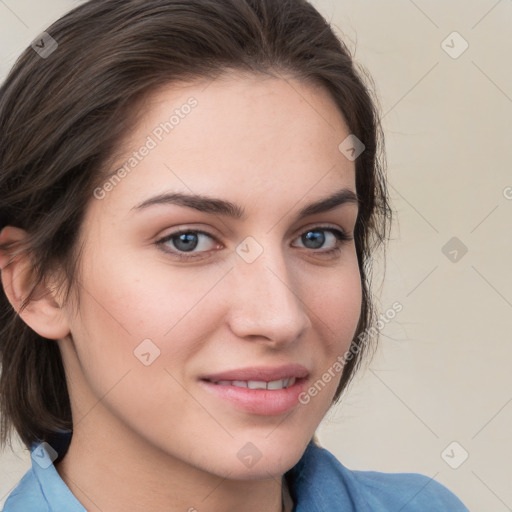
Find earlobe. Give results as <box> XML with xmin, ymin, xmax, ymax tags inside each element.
<box><xmin>0</xmin><ymin>225</ymin><xmax>71</xmax><ymax>340</ymax></box>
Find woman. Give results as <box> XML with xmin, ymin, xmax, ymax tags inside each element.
<box><xmin>0</xmin><ymin>0</ymin><xmax>469</xmax><ymax>510</ymax></box>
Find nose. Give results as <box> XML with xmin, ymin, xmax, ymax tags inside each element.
<box><xmin>226</xmin><ymin>244</ymin><xmax>312</xmax><ymax>347</ymax></box>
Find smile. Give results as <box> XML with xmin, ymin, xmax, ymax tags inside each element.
<box><xmin>212</xmin><ymin>377</ymin><xmax>296</xmax><ymax>390</ymax></box>
<box><xmin>199</xmin><ymin>365</ymin><xmax>309</xmax><ymax>415</ymax></box>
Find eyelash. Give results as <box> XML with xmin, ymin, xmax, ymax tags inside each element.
<box><xmin>155</xmin><ymin>226</ymin><xmax>353</xmax><ymax>262</ymax></box>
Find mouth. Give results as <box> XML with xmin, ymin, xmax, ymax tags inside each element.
<box><xmin>209</xmin><ymin>377</ymin><xmax>297</xmax><ymax>390</ymax></box>
<box><xmin>198</xmin><ymin>364</ymin><xmax>309</xmax><ymax>416</ymax></box>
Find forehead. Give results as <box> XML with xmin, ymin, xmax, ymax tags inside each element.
<box><xmin>96</xmin><ymin>71</ymin><xmax>356</xmax><ymax>216</ymax></box>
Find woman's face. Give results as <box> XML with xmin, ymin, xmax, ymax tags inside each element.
<box><xmin>59</xmin><ymin>72</ymin><xmax>362</xmax><ymax>479</ymax></box>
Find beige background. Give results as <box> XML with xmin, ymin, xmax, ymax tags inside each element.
<box><xmin>1</xmin><ymin>0</ymin><xmax>511</xmax><ymax>510</ymax></box>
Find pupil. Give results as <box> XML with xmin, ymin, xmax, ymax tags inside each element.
<box><xmin>303</xmin><ymin>230</ymin><xmax>324</xmax><ymax>249</ymax></box>
<box><xmin>175</xmin><ymin>233</ymin><xmax>198</xmax><ymax>252</ymax></box>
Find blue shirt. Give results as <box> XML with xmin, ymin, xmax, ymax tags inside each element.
<box><xmin>3</xmin><ymin>433</ymin><xmax>469</xmax><ymax>511</ymax></box>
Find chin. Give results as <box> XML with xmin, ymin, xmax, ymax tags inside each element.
<box><xmin>211</xmin><ymin>432</ymin><xmax>312</xmax><ymax>480</ymax></box>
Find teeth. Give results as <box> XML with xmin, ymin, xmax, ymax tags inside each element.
<box><xmin>267</xmin><ymin>379</ymin><xmax>286</xmax><ymax>390</ymax></box>
<box><xmin>213</xmin><ymin>377</ymin><xmax>297</xmax><ymax>390</ymax></box>
<box><xmin>247</xmin><ymin>380</ymin><xmax>267</xmax><ymax>389</ymax></box>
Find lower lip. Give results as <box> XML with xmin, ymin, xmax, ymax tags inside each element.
<box><xmin>199</xmin><ymin>379</ymin><xmax>307</xmax><ymax>416</ymax></box>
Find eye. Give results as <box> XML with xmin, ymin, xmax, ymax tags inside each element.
<box><xmin>156</xmin><ymin>229</ymin><xmax>219</xmax><ymax>261</ymax></box>
<box><xmin>292</xmin><ymin>226</ymin><xmax>352</xmax><ymax>256</ymax></box>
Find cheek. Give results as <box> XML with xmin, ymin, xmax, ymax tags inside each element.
<box><xmin>306</xmin><ymin>253</ymin><xmax>362</xmax><ymax>351</ymax></box>
<box><xmin>69</xmin><ymin>251</ymin><xmax>229</xmax><ymax>380</ymax></box>
<box><xmin>300</xmin><ymin>253</ymin><xmax>362</xmax><ymax>405</ymax></box>
<box><xmin>66</xmin><ymin>258</ymin><xmax>224</xmax><ymax>439</ymax></box>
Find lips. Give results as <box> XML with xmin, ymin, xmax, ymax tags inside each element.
<box><xmin>201</xmin><ymin>364</ymin><xmax>309</xmax><ymax>383</ymax></box>
<box><xmin>199</xmin><ymin>364</ymin><xmax>310</xmax><ymax>415</ymax></box>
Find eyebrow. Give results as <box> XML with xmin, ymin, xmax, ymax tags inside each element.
<box><xmin>131</xmin><ymin>187</ymin><xmax>359</xmax><ymax>221</ymax></box>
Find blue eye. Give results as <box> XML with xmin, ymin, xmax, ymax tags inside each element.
<box><xmin>157</xmin><ymin>230</ymin><xmax>217</xmax><ymax>258</ymax></box>
<box><xmin>156</xmin><ymin>226</ymin><xmax>352</xmax><ymax>261</ymax></box>
<box><xmin>296</xmin><ymin>228</ymin><xmax>351</xmax><ymax>251</ymax></box>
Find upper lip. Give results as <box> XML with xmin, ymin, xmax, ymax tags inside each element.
<box><xmin>201</xmin><ymin>364</ymin><xmax>309</xmax><ymax>382</ymax></box>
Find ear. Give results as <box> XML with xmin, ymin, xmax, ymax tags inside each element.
<box><xmin>0</xmin><ymin>226</ymin><xmax>70</xmax><ymax>340</ymax></box>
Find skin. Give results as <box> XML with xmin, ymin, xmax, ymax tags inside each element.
<box><xmin>0</xmin><ymin>71</ymin><xmax>362</xmax><ymax>512</ymax></box>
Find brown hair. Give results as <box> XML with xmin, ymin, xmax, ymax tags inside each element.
<box><xmin>0</xmin><ymin>0</ymin><xmax>392</xmax><ymax>450</ymax></box>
